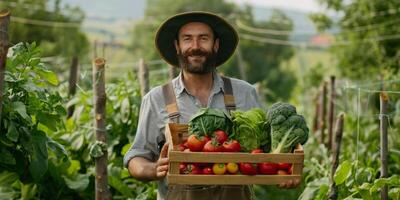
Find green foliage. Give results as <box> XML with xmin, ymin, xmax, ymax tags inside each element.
<box><xmin>0</xmin><ymin>0</ymin><xmax>89</xmax><ymax>58</ymax></box>
<box><xmin>231</xmin><ymin>108</ymin><xmax>269</xmax><ymax>152</ymax></box>
<box><xmin>299</xmin><ymin>110</ymin><xmax>400</xmax><ymax>199</ymax></box>
<box><xmin>188</xmin><ymin>108</ymin><xmax>232</xmax><ymax>137</ymax></box>
<box><xmin>310</xmin><ymin>0</ymin><xmax>400</xmax><ymax>79</ymax></box>
<box><xmin>0</xmin><ymin>43</ymin><xmax>67</xmax><ymax>184</ymax></box>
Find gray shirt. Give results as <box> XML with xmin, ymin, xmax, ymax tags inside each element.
<box><xmin>123</xmin><ymin>71</ymin><xmax>263</xmax><ymax>199</ymax></box>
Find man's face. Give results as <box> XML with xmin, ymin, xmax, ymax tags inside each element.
<box><xmin>175</xmin><ymin>22</ymin><xmax>219</xmax><ymax>74</ymax></box>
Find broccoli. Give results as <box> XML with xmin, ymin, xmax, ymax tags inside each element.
<box><xmin>266</xmin><ymin>102</ymin><xmax>309</xmax><ymax>153</ymax></box>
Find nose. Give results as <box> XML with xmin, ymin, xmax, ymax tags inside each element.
<box><xmin>191</xmin><ymin>38</ymin><xmax>200</xmax><ymax>49</ymax></box>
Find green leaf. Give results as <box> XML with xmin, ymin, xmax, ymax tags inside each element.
<box><xmin>36</xmin><ymin>112</ymin><xmax>58</xmax><ymax>131</ymax></box>
<box><xmin>67</xmin><ymin>160</ymin><xmax>81</xmax><ymax>176</ymax></box>
<box><xmin>36</xmin><ymin>68</ymin><xmax>59</xmax><ymax>85</ymax></box>
<box><xmin>29</xmin><ymin>131</ymin><xmax>48</xmax><ymax>181</ymax></box>
<box><xmin>70</xmin><ymin>132</ymin><xmax>84</xmax><ymax>151</ymax></box>
<box><xmin>0</xmin><ymin>171</ymin><xmax>19</xmax><ymax>187</ymax></box>
<box><xmin>62</xmin><ymin>173</ymin><xmax>89</xmax><ymax>191</ymax></box>
<box><xmin>370</xmin><ymin>175</ymin><xmax>400</xmax><ymax>192</ymax></box>
<box><xmin>6</xmin><ymin>122</ymin><xmax>19</xmax><ymax>142</ymax></box>
<box><xmin>120</xmin><ymin>98</ymin><xmax>130</xmax><ymax>123</ymax></box>
<box><xmin>334</xmin><ymin>160</ymin><xmax>352</xmax><ymax>185</ymax></box>
<box><xmin>389</xmin><ymin>188</ymin><xmax>400</xmax><ymax>200</ymax></box>
<box><xmin>12</xmin><ymin>101</ymin><xmax>30</xmax><ymax>121</ymax></box>
<box><xmin>46</xmin><ymin>137</ymin><xmax>67</xmax><ymax>161</ymax></box>
<box><xmin>0</xmin><ymin>148</ymin><xmax>16</xmax><ymax>165</ymax></box>
<box><xmin>20</xmin><ymin>183</ymin><xmax>37</xmax><ymax>200</ymax></box>
<box><xmin>89</xmin><ymin>141</ymin><xmax>107</xmax><ymax>158</ymax></box>
<box><xmin>0</xmin><ymin>187</ymin><xmax>17</xmax><ymax>200</ymax></box>
<box><xmin>109</xmin><ymin>176</ymin><xmax>134</xmax><ymax>198</ymax></box>
<box><xmin>121</xmin><ymin>143</ymin><xmax>131</xmax><ymax>156</ymax></box>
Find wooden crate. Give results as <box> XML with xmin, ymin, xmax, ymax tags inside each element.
<box><xmin>165</xmin><ymin>123</ymin><xmax>304</xmax><ymax>185</ymax></box>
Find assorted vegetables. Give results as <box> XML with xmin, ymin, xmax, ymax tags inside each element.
<box><xmin>179</xmin><ymin>102</ymin><xmax>309</xmax><ymax>175</ymax></box>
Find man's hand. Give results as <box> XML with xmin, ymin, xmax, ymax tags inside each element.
<box><xmin>155</xmin><ymin>142</ymin><xmax>169</xmax><ymax>179</ymax></box>
<box><xmin>277</xmin><ymin>179</ymin><xmax>300</xmax><ymax>189</ymax></box>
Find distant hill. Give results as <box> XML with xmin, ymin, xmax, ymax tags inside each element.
<box><xmin>252</xmin><ymin>7</ymin><xmax>318</xmax><ymax>42</ymax></box>
<box><xmin>62</xmin><ymin>0</ymin><xmax>332</xmax><ymax>44</ymax></box>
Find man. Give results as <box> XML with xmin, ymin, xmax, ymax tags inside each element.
<box><xmin>124</xmin><ymin>11</ymin><xmax>299</xmax><ymax>200</ymax></box>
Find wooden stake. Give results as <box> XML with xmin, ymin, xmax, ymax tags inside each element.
<box><xmin>319</xmin><ymin>82</ymin><xmax>327</xmax><ymax>144</ymax></box>
<box><xmin>138</xmin><ymin>58</ymin><xmax>149</xmax><ymax>97</ymax></box>
<box><xmin>380</xmin><ymin>92</ymin><xmax>389</xmax><ymax>200</ymax></box>
<box><xmin>67</xmin><ymin>56</ymin><xmax>79</xmax><ymax>118</ymax></box>
<box><xmin>328</xmin><ymin>113</ymin><xmax>344</xmax><ymax>200</ymax></box>
<box><xmin>0</xmin><ymin>10</ymin><xmax>10</xmax><ymax>127</ymax></box>
<box><xmin>327</xmin><ymin>76</ymin><xmax>336</xmax><ymax>150</ymax></box>
<box><xmin>92</xmin><ymin>58</ymin><xmax>110</xmax><ymax>200</ymax></box>
<box><xmin>312</xmin><ymin>91</ymin><xmax>320</xmax><ymax>133</ymax></box>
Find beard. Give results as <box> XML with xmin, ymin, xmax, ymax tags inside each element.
<box><xmin>177</xmin><ymin>48</ymin><xmax>217</xmax><ymax>74</ymax></box>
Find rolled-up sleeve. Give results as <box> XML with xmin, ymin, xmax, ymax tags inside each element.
<box><xmin>123</xmin><ymin>92</ymin><xmax>163</xmax><ymax>167</ymax></box>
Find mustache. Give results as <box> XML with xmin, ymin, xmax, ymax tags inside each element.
<box><xmin>183</xmin><ymin>49</ymin><xmax>210</xmax><ymax>57</ymax></box>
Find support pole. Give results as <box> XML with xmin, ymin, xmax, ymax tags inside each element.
<box><xmin>327</xmin><ymin>76</ymin><xmax>336</xmax><ymax>149</ymax></box>
<box><xmin>93</xmin><ymin>58</ymin><xmax>110</xmax><ymax>200</ymax></box>
<box><xmin>328</xmin><ymin>113</ymin><xmax>344</xmax><ymax>200</ymax></box>
<box><xmin>67</xmin><ymin>56</ymin><xmax>79</xmax><ymax>118</ymax></box>
<box><xmin>380</xmin><ymin>92</ymin><xmax>389</xmax><ymax>200</ymax></box>
<box><xmin>0</xmin><ymin>10</ymin><xmax>10</xmax><ymax>127</ymax></box>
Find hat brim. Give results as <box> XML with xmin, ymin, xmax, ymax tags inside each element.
<box><xmin>155</xmin><ymin>11</ymin><xmax>238</xmax><ymax>67</ymax></box>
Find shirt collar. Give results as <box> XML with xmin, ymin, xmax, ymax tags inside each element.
<box><xmin>172</xmin><ymin>71</ymin><xmax>224</xmax><ymax>96</ymax></box>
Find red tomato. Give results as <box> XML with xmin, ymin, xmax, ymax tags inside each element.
<box><xmin>179</xmin><ymin>163</ymin><xmax>187</xmax><ymax>174</ymax></box>
<box><xmin>239</xmin><ymin>163</ymin><xmax>257</xmax><ymax>175</ymax></box>
<box><xmin>187</xmin><ymin>135</ymin><xmax>206</xmax><ymax>152</ymax></box>
<box><xmin>178</xmin><ymin>143</ymin><xmax>186</xmax><ymax>151</ymax></box>
<box><xmin>258</xmin><ymin>162</ymin><xmax>278</xmax><ymax>175</ymax></box>
<box><xmin>202</xmin><ymin>167</ymin><xmax>213</xmax><ymax>175</ymax></box>
<box><xmin>214</xmin><ymin>130</ymin><xmax>228</xmax><ymax>144</ymax></box>
<box><xmin>277</xmin><ymin>170</ymin><xmax>289</xmax><ymax>175</ymax></box>
<box><xmin>203</xmin><ymin>140</ymin><xmax>224</xmax><ymax>152</ymax></box>
<box><xmin>251</xmin><ymin>149</ymin><xmax>263</xmax><ymax>154</ymax></box>
<box><xmin>222</xmin><ymin>140</ymin><xmax>241</xmax><ymax>152</ymax></box>
<box><xmin>277</xmin><ymin>163</ymin><xmax>292</xmax><ymax>171</ymax></box>
<box><xmin>185</xmin><ymin>163</ymin><xmax>202</xmax><ymax>174</ymax></box>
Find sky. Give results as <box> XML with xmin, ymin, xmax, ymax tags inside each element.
<box><xmin>228</xmin><ymin>0</ymin><xmax>323</xmax><ymax>13</ymax></box>
<box><xmin>62</xmin><ymin>0</ymin><xmax>323</xmax><ymax>21</ymax></box>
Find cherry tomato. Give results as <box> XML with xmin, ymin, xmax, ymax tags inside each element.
<box><xmin>239</xmin><ymin>163</ymin><xmax>257</xmax><ymax>175</ymax></box>
<box><xmin>277</xmin><ymin>170</ymin><xmax>289</xmax><ymax>175</ymax></box>
<box><xmin>251</xmin><ymin>149</ymin><xmax>263</xmax><ymax>154</ymax></box>
<box><xmin>179</xmin><ymin>163</ymin><xmax>187</xmax><ymax>174</ymax></box>
<box><xmin>186</xmin><ymin>163</ymin><xmax>202</xmax><ymax>174</ymax></box>
<box><xmin>258</xmin><ymin>162</ymin><xmax>278</xmax><ymax>175</ymax></box>
<box><xmin>277</xmin><ymin>163</ymin><xmax>292</xmax><ymax>171</ymax></box>
<box><xmin>226</xmin><ymin>163</ymin><xmax>239</xmax><ymax>174</ymax></box>
<box><xmin>214</xmin><ymin>130</ymin><xmax>228</xmax><ymax>144</ymax></box>
<box><xmin>202</xmin><ymin>167</ymin><xmax>213</xmax><ymax>175</ymax></box>
<box><xmin>223</xmin><ymin>140</ymin><xmax>241</xmax><ymax>152</ymax></box>
<box><xmin>212</xmin><ymin>163</ymin><xmax>227</xmax><ymax>175</ymax></box>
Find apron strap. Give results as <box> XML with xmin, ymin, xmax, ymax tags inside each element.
<box><xmin>162</xmin><ymin>82</ymin><xmax>180</xmax><ymax>123</ymax></box>
<box><xmin>221</xmin><ymin>76</ymin><xmax>236</xmax><ymax>112</ymax></box>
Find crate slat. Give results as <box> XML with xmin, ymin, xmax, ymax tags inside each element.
<box><xmin>167</xmin><ymin>174</ymin><xmax>302</xmax><ymax>185</ymax></box>
<box><xmin>169</xmin><ymin>151</ymin><xmax>304</xmax><ymax>163</ymax></box>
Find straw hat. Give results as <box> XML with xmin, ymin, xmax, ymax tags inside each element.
<box><xmin>155</xmin><ymin>11</ymin><xmax>239</xmax><ymax>67</ymax></box>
